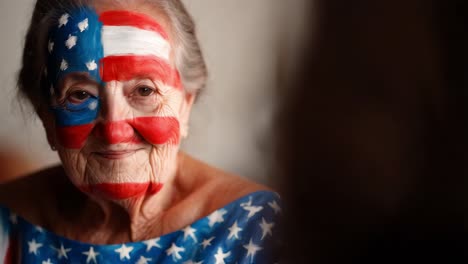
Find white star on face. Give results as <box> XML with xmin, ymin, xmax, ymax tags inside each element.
<box><xmin>268</xmin><ymin>200</ymin><xmax>281</xmax><ymax>214</ymax></box>
<box><xmin>214</xmin><ymin>247</ymin><xmax>231</xmax><ymax>264</ymax></box>
<box><xmin>166</xmin><ymin>243</ymin><xmax>185</xmax><ymax>261</ymax></box>
<box><xmin>200</xmin><ymin>236</ymin><xmax>215</xmax><ymax>250</ymax></box>
<box><xmin>88</xmin><ymin>101</ymin><xmax>98</xmax><ymax>110</ymax></box>
<box><xmin>60</xmin><ymin>59</ymin><xmax>68</xmax><ymax>71</ymax></box>
<box><xmin>28</xmin><ymin>239</ymin><xmax>43</xmax><ymax>255</ymax></box>
<box><xmin>48</xmin><ymin>40</ymin><xmax>54</xmax><ymax>54</ymax></box>
<box><xmin>9</xmin><ymin>213</ymin><xmax>17</xmax><ymax>224</ymax></box>
<box><xmin>243</xmin><ymin>239</ymin><xmax>262</xmax><ymax>261</ymax></box>
<box><xmin>86</xmin><ymin>60</ymin><xmax>97</xmax><ymax>71</ymax></box>
<box><xmin>227</xmin><ymin>221</ymin><xmax>242</xmax><ymax>240</ymax></box>
<box><xmin>183</xmin><ymin>225</ymin><xmax>198</xmax><ymax>242</ymax></box>
<box><xmin>58</xmin><ymin>13</ymin><xmax>70</xmax><ymax>28</ymax></box>
<box><xmin>114</xmin><ymin>244</ymin><xmax>133</xmax><ymax>260</ymax></box>
<box><xmin>136</xmin><ymin>256</ymin><xmax>152</xmax><ymax>264</ymax></box>
<box><xmin>51</xmin><ymin>243</ymin><xmax>71</xmax><ymax>259</ymax></box>
<box><xmin>65</xmin><ymin>34</ymin><xmax>77</xmax><ymax>49</ymax></box>
<box><xmin>259</xmin><ymin>217</ymin><xmax>274</xmax><ymax>240</ymax></box>
<box><xmin>208</xmin><ymin>209</ymin><xmax>227</xmax><ymax>227</ymax></box>
<box><xmin>78</xmin><ymin>18</ymin><xmax>89</xmax><ymax>32</ymax></box>
<box><xmin>42</xmin><ymin>258</ymin><xmax>53</xmax><ymax>264</ymax></box>
<box><xmin>82</xmin><ymin>246</ymin><xmax>99</xmax><ymax>264</ymax></box>
<box><xmin>143</xmin><ymin>238</ymin><xmax>161</xmax><ymax>252</ymax></box>
<box><xmin>242</xmin><ymin>204</ymin><xmax>263</xmax><ymax>218</ymax></box>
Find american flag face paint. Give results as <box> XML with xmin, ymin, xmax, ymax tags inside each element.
<box><xmin>46</xmin><ymin>7</ymin><xmax>189</xmax><ymax>200</ymax></box>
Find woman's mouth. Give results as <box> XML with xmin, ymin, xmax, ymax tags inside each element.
<box><xmin>95</xmin><ymin>150</ymin><xmax>138</xmax><ymax>159</ymax></box>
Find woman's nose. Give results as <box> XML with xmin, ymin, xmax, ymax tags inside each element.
<box><xmin>93</xmin><ymin>83</ymin><xmax>136</xmax><ymax>144</ymax></box>
<box><xmin>94</xmin><ymin>121</ymin><xmax>135</xmax><ymax>144</ymax></box>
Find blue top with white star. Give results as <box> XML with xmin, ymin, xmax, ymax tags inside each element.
<box><xmin>0</xmin><ymin>191</ymin><xmax>282</xmax><ymax>263</ymax></box>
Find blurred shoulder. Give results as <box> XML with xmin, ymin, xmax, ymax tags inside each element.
<box><xmin>0</xmin><ymin>165</ymin><xmax>65</xmax><ymax>221</ymax></box>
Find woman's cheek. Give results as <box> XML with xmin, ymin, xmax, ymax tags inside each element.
<box><xmin>53</xmin><ymin>98</ymin><xmax>100</xmax><ymax>149</ymax></box>
<box><xmin>130</xmin><ymin>116</ymin><xmax>180</xmax><ymax>145</ymax></box>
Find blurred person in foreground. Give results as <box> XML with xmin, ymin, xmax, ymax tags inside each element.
<box><xmin>277</xmin><ymin>0</ymin><xmax>464</xmax><ymax>263</ymax></box>
<box><xmin>0</xmin><ymin>0</ymin><xmax>280</xmax><ymax>263</ymax></box>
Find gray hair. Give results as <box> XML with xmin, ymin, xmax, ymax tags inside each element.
<box><xmin>18</xmin><ymin>0</ymin><xmax>207</xmax><ymax>110</ymax></box>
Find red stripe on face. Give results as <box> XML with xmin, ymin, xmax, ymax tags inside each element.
<box><xmin>100</xmin><ymin>56</ymin><xmax>182</xmax><ymax>89</ymax></box>
<box><xmin>94</xmin><ymin>117</ymin><xmax>180</xmax><ymax>146</ymax></box>
<box><xmin>82</xmin><ymin>182</ymin><xmax>163</xmax><ymax>200</ymax></box>
<box><xmin>99</xmin><ymin>10</ymin><xmax>169</xmax><ymax>40</ymax></box>
<box><xmin>56</xmin><ymin>124</ymin><xmax>94</xmax><ymax>149</ymax></box>
<box><xmin>130</xmin><ymin>116</ymin><xmax>180</xmax><ymax>145</ymax></box>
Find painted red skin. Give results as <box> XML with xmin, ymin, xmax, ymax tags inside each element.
<box><xmin>99</xmin><ymin>10</ymin><xmax>169</xmax><ymax>40</ymax></box>
<box><xmin>80</xmin><ymin>182</ymin><xmax>164</xmax><ymax>200</ymax></box>
<box><xmin>100</xmin><ymin>56</ymin><xmax>182</xmax><ymax>89</ymax></box>
<box><xmin>56</xmin><ymin>116</ymin><xmax>180</xmax><ymax>148</ymax></box>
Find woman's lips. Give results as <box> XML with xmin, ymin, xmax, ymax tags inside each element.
<box><xmin>95</xmin><ymin>150</ymin><xmax>137</xmax><ymax>159</ymax></box>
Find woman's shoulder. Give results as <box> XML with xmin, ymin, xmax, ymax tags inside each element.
<box><xmin>177</xmin><ymin>152</ymin><xmax>276</xmax><ymax>214</ymax></box>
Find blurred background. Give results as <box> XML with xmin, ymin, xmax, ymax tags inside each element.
<box><xmin>0</xmin><ymin>0</ymin><xmax>464</xmax><ymax>262</ymax></box>
<box><xmin>0</xmin><ymin>0</ymin><xmax>309</xmax><ymax>184</ymax></box>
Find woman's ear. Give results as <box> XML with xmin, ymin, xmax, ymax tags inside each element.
<box><xmin>179</xmin><ymin>92</ymin><xmax>196</xmax><ymax>139</ymax></box>
<box><xmin>37</xmin><ymin>104</ymin><xmax>57</xmax><ymax>151</ymax></box>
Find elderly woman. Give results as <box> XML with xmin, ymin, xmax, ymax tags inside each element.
<box><xmin>0</xmin><ymin>0</ymin><xmax>281</xmax><ymax>263</ymax></box>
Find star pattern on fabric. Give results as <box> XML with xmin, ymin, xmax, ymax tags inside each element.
<box><xmin>28</xmin><ymin>239</ymin><xmax>43</xmax><ymax>255</ymax></box>
<box><xmin>1</xmin><ymin>191</ymin><xmax>281</xmax><ymax>263</ymax></box>
<box><xmin>259</xmin><ymin>217</ymin><xmax>274</xmax><ymax>240</ymax></box>
<box><xmin>227</xmin><ymin>221</ymin><xmax>242</xmax><ymax>240</ymax></box>
<box><xmin>143</xmin><ymin>238</ymin><xmax>161</xmax><ymax>252</ymax></box>
<box><xmin>183</xmin><ymin>225</ymin><xmax>198</xmax><ymax>242</ymax></box>
<box><xmin>166</xmin><ymin>243</ymin><xmax>185</xmax><ymax>261</ymax></box>
<box><xmin>243</xmin><ymin>239</ymin><xmax>262</xmax><ymax>262</ymax></box>
<box><xmin>268</xmin><ymin>200</ymin><xmax>282</xmax><ymax>214</ymax></box>
<box><xmin>213</xmin><ymin>247</ymin><xmax>231</xmax><ymax>264</ymax></box>
<box><xmin>200</xmin><ymin>236</ymin><xmax>215</xmax><ymax>250</ymax></box>
<box><xmin>242</xmin><ymin>204</ymin><xmax>263</xmax><ymax>219</ymax></box>
<box><xmin>207</xmin><ymin>209</ymin><xmax>227</xmax><ymax>227</ymax></box>
<box><xmin>82</xmin><ymin>246</ymin><xmax>99</xmax><ymax>264</ymax></box>
<box><xmin>42</xmin><ymin>258</ymin><xmax>53</xmax><ymax>264</ymax></box>
<box><xmin>51</xmin><ymin>243</ymin><xmax>72</xmax><ymax>259</ymax></box>
<box><xmin>115</xmin><ymin>244</ymin><xmax>133</xmax><ymax>260</ymax></box>
<box><xmin>136</xmin><ymin>255</ymin><xmax>152</xmax><ymax>264</ymax></box>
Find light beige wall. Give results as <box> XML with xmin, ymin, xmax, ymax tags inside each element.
<box><xmin>0</xmin><ymin>0</ymin><xmax>308</xmax><ymax>184</ymax></box>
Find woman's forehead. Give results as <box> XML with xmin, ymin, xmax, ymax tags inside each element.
<box><xmin>46</xmin><ymin>4</ymin><xmax>179</xmax><ymax>88</ymax></box>
<box><xmin>92</xmin><ymin>0</ymin><xmax>171</xmax><ymax>29</ymax></box>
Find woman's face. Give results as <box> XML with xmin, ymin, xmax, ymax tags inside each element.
<box><xmin>44</xmin><ymin>4</ymin><xmax>193</xmax><ymax>201</ymax></box>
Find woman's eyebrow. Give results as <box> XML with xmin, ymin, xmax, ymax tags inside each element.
<box><xmin>62</xmin><ymin>73</ymin><xmax>97</xmax><ymax>85</ymax></box>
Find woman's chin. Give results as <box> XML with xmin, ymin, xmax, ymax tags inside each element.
<box><xmin>79</xmin><ymin>182</ymin><xmax>163</xmax><ymax>200</ymax></box>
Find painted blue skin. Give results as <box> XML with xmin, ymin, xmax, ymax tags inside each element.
<box><xmin>47</xmin><ymin>7</ymin><xmax>104</xmax><ymax>127</ymax></box>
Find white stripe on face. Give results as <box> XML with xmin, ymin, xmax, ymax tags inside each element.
<box><xmin>102</xmin><ymin>26</ymin><xmax>171</xmax><ymax>60</ymax></box>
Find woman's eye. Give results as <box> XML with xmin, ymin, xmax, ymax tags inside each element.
<box><xmin>67</xmin><ymin>90</ymin><xmax>91</xmax><ymax>104</ymax></box>
<box><xmin>136</xmin><ymin>86</ymin><xmax>155</xmax><ymax>97</ymax></box>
